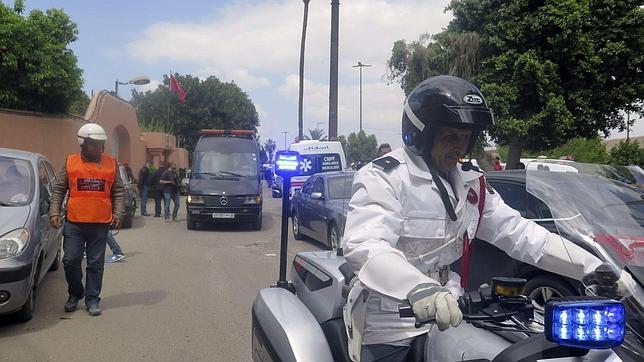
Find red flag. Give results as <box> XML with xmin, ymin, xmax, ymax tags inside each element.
<box><xmin>170</xmin><ymin>74</ymin><xmax>187</xmax><ymax>102</ymax></box>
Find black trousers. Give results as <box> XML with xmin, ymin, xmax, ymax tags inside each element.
<box><xmin>153</xmin><ymin>190</ymin><xmax>163</xmax><ymax>216</ymax></box>
<box><xmin>361</xmin><ymin>334</ymin><xmax>426</xmax><ymax>362</ymax></box>
<box><xmin>62</xmin><ymin>222</ymin><xmax>110</xmax><ymax>303</ymax></box>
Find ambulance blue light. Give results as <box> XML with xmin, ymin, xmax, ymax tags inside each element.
<box><xmin>275</xmin><ymin>151</ymin><xmax>300</xmax><ymax>178</ymax></box>
<box><xmin>545</xmin><ymin>299</ymin><xmax>624</xmax><ymax>349</ymax></box>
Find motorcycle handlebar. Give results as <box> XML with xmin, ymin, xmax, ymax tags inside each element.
<box><xmin>398</xmin><ymin>303</ymin><xmax>495</xmax><ymax>328</ymax></box>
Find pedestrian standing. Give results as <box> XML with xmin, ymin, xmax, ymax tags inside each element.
<box><xmin>138</xmin><ymin>160</ymin><xmax>152</xmax><ymax>216</ymax></box>
<box><xmin>105</xmin><ymin>231</ymin><xmax>126</xmax><ymax>263</ymax></box>
<box><xmin>49</xmin><ymin>123</ymin><xmax>125</xmax><ymax>316</ymax></box>
<box><xmin>160</xmin><ymin>163</ymin><xmax>180</xmax><ymax>222</ymax></box>
<box><xmin>152</xmin><ymin>162</ymin><xmax>167</xmax><ymax>217</ymax></box>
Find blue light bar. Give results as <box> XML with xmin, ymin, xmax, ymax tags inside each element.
<box><xmin>545</xmin><ymin>298</ymin><xmax>625</xmax><ymax>349</ymax></box>
<box><xmin>275</xmin><ymin>151</ymin><xmax>300</xmax><ymax>178</ymax></box>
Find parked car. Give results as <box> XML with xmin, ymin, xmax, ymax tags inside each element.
<box><xmin>180</xmin><ymin>169</ymin><xmax>191</xmax><ymax>195</ymax></box>
<box><xmin>291</xmin><ymin>171</ymin><xmax>354</xmax><ymax>250</ymax></box>
<box><xmin>118</xmin><ymin>164</ymin><xmax>137</xmax><ymax>228</ymax></box>
<box><xmin>0</xmin><ymin>148</ymin><xmax>63</xmax><ymax>322</ymax></box>
<box><xmin>456</xmin><ymin>162</ymin><xmax>643</xmax><ymax>316</ymax></box>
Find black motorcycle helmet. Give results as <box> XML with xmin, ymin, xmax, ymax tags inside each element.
<box><xmin>402</xmin><ymin>75</ymin><xmax>495</xmax><ymax>156</ymax></box>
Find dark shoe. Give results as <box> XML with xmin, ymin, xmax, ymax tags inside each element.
<box><xmin>142</xmin><ymin>213</ymin><xmax>150</xmax><ymax>216</ymax></box>
<box><xmin>154</xmin><ymin>214</ymin><xmax>161</xmax><ymax>218</ymax></box>
<box><xmin>86</xmin><ymin>302</ymin><xmax>102</xmax><ymax>316</ymax></box>
<box><xmin>64</xmin><ymin>295</ymin><xmax>80</xmax><ymax>313</ymax></box>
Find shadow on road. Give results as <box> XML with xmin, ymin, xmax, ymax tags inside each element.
<box><xmin>101</xmin><ymin>290</ymin><xmax>168</xmax><ymax>310</ymax></box>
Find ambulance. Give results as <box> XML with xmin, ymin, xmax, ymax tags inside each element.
<box><xmin>288</xmin><ymin>140</ymin><xmax>347</xmax><ymax>196</ymax></box>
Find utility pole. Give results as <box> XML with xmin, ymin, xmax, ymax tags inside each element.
<box><xmin>328</xmin><ymin>0</ymin><xmax>340</xmax><ymax>139</ymax></box>
<box><xmin>282</xmin><ymin>130</ymin><xmax>289</xmax><ymax>150</ymax></box>
<box><xmin>353</xmin><ymin>61</ymin><xmax>371</xmax><ymax>132</ymax></box>
<box><xmin>298</xmin><ymin>0</ymin><xmax>311</xmax><ymax>142</ymax></box>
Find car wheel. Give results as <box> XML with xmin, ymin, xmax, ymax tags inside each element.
<box><xmin>14</xmin><ymin>266</ymin><xmax>39</xmax><ymax>322</ymax></box>
<box><xmin>187</xmin><ymin>216</ymin><xmax>197</xmax><ymax>230</ymax></box>
<box><xmin>252</xmin><ymin>213</ymin><xmax>263</xmax><ymax>231</ymax></box>
<box><xmin>48</xmin><ymin>246</ymin><xmax>61</xmax><ymax>272</ymax></box>
<box><xmin>292</xmin><ymin>213</ymin><xmax>304</xmax><ymax>240</ymax></box>
<box><xmin>328</xmin><ymin>223</ymin><xmax>340</xmax><ymax>251</ymax></box>
<box><xmin>525</xmin><ymin>275</ymin><xmax>576</xmax><ymax>317</ymax></box>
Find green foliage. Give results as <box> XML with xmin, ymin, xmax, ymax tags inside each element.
<box><xmin>0</xmin><ymin>2</ymin><xmax>84</xmax><ymax>113</ymax></box>
<box><xmin>609</xmin><ymin>140</ymin><xmax>643</xmax><ymax>166</ymax></box>
<box><xmin>68</xmin><ymin>91</ymin><xmax>89</xmax><ymax>116</ymax></box>
<box><xmin>303</xmin><ymin>128</ymin><xmax>327</xmax><ymax>141</ymax></box>
<box><xmin>131</xmin><ymin>74</ymin><xmax>259</xmax><ymax>153</ymax></box>
<box><xmin>547</xmin><ymin>138</ymin><xmax>609</xmax><ymax>163</ymax></box>
<box><xmin>338</xmin><ymin>130</ymin><xmax>378</xmax><ymax>164</ymax></box>
<box><xmin>386</xmin><ymin>0</ymin><xmax>643</xmax><ymax>167</ymax></box>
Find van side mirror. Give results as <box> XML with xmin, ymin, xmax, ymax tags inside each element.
<box><xmin>310</xmin><ymin>192</ymin><xmax>324</xmax><ymax>200</ymax></box>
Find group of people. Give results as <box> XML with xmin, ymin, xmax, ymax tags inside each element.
<box><xmin>137</xmin><ymin>161</ymin><xmax>181</xmax><ymax>222</ymax></box>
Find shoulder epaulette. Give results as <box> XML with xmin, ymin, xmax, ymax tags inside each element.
<box><xmin>372</xmin><ymin>156</ymin><xmax>400</xmax><ymax>172</ymax></box>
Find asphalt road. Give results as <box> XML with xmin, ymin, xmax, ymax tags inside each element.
<box><xmin>0</xmin><ymin>188</ymin><xmax>324</xmax><ymax>361</ymax></box>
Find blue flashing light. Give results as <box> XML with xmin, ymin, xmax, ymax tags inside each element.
<box><xmin>275</xmin><ymin>151</ymin><xmax>300</xmax><ymax>178</ymax></box>
<box><xmin>545</xmin><ymin>299</ymin><xmax>625</xmax><ymax>349</ymax></box>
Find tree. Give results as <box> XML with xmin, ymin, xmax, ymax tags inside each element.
<box><xmin>547</xmin><ymin>137</ymin><xmax>609</xmax><ymax>163</ymax></box>
<box><xmin>609</xmin><ymin>140</ymin><xmax>643</xmax><ymax>166</ymax></box>
<box><xmin>0</xmin><ymin>1</ymin><xmax>84</xmax><ymax>113</ymax></box>
<box><xmin>338</xmin><ymin>130</ymin><xmax>378</xmax><ymax>164</ymax></box>
<box><xmin>131</xmin><ymin>74</ymin><xmax>259</xmax><ymax>153</ymax></box>
<box><xmin>387</xmin><ymin>0</ymin><xmax>643</xmax><ymax>169</ymax></box>
<box><xmin>68</xmin><ymin>91</ymin><xmax>90</xmax><ymax>116</ymax></box>
<box><xmin>303</xmin><ymin>127</ymin><xmax>327</xmax><ymax>141</ymax></box>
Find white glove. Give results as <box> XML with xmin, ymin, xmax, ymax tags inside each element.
<box><xmin>408</xmin><ymin>283</ymin><xmax>462</xmax><ymax>331</ymax></box>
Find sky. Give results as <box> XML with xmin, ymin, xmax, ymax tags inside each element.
<box><xmin>11</xmin><ymin>0</ymin><xmax>643</xmax><ymax>150</ymax></box>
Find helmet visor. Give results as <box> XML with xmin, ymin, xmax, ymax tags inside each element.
<box><xmin>428</xmin><ymin>105</ymin><xmax>495</xmax><ymax>130</ymax></box>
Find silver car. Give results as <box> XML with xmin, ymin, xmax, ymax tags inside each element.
<box><xmin>0</xmin><ymin>148</ymin><xmax>63</xmax><ymax>322</ymax></box>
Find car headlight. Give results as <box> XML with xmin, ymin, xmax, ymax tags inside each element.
<box><xmin>187</xmin><ymin>195</ymin><xmax>205</xmax><ymax>204</ymax></box>
<box><xmin>243</xmin><ymin>196</ymin><xmax>262</xmax><ymax>205</ymax></box>
<box><xmin>0</xmin><ymin>228</ymin><xmax>29</xmax><ymax>259</ymax></box>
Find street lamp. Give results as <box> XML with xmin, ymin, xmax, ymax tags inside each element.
<box><xmin>114</xmin><ymin>76</ymin><xmax>150</xmax><ymax>97</ymax></box>
<box><xmin>353</xmin><ymin>61</ymin><xmax>371</xmax><ymax>132</ymax></box>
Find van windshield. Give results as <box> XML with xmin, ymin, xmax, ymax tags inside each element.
<box><xmin>193</xmin><ymin>137</ymin><xmax>258</xmax><ymax>177</ymax></box>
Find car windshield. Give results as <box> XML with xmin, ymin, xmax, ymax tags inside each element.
<box><xmin>0</xmin><ymin>156</ymin><xmax>34</xmax><ymax>206</ymax></box>
<box><xmin>193</xmin><ymin>138</ymin><xmax>258</xmax><ymax>177</ymax></box>
<box><xmin>327</xmin><ymin>175</ymin><xmax>354</xmax><ymax>199</ymax></box>
<box><xmin>526</xmin><ymin>161</ymin><xmax>644</xmax><ymax>268</ymax></box>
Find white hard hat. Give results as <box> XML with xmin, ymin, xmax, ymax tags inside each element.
<box><xmin>77</xmin><ymin>123</ymin><xmax>108</xmax><ymax>145</ymax></box>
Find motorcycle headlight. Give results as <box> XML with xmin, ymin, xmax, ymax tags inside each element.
<box><xmin>0</xmin><ymin>228</ymin><xmax>29</xmax><ymax>259</ymax></box>
<box><xmin>188</xmin><ymin>195</ymin><xmax>205</xmax><ymax>204</ymax></box>
<box><xmin>243</xmin><ymin>196</ymin><xmax>262</xmax><ymax>205</ymax></box>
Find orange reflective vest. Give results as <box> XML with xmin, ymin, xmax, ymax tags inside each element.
<box><xmin>66</xmin><ymin>153</ymin><xmax>116</xmax><ymax>223</ymax></box>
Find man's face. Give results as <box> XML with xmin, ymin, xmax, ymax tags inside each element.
<box><xmin>430</xmin><ymin>127</ymin><xmax>472</xmax><ymax>173</ymax></box>
<box><xmin>84</xmin><ymin>139</ymin><xmax>105</xmax><ymax>159</ymax></box>
<box><xmin>379</xmin><ymin>146</ymin><xmax>392</xmax><ymax>156</ymax></box>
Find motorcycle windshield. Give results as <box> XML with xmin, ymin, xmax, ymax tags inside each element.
<box><xmin>525</xmin><ymin>160</ymin><xmax>643</xmax><ymax>358</ymax></box>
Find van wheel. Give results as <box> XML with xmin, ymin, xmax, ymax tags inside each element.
<box><xmin>292</xmin><ymin>213</ymin><xmax>304</xmax><ymax>240</ymax></box>
<box><xmin>252</xmin><ymin>213</ymin><xmax>262</xmax><ymax>230</ymax></box>
<box><xmin>187</xmin><ymin>216</ymin><xmax>197</xmax><ymax>230</ymax></box>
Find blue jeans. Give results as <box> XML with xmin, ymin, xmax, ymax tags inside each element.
<box><xmin>163</xmin><ymin>192</ymin><xmax>180</xmax><ymax>220</ymax></box>
<box><xmin>140</xmin><ymin>185</ymin><xmax>149</xmax><ymax>215</ymax></box>
<box><xmin>62</xmin><ymin>222</ymin><xmax>109</xmax><ymax>303</ymax></box>
<box><xmin>105</xmin><ymin>231</ymin><xmax>123</xmax><ymax>255</ymax></box>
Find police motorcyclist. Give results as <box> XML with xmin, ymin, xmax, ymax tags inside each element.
<box><xmin>342</xmin><ymin>75</ymin><xmax>636</xmax><ymax>361</ymax></box>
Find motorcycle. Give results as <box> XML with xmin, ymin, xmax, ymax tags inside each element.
<box><xmin>252</xmin><ymin>159</ymin><xmax>643</xmax><ymax>361</ymax></box>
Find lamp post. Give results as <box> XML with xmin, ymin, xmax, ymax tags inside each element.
<box><xmin>298</xmin><ymin>0</ymin><xmax>311</xmax><ymax>142</ymax></box>
<box><xmin>283</xmin><ymin>130</ymin><xmax>289</xmax><ymax>150</ymax></box>
<box><xmin>353</xmin><ymin>61</ymin><xmax>371</xmax><ymax>132</ymax></box>
<box><xmin>114</xmin><ymin>76</ymin><xmax>150</xmax><ymax>97</ymax></box>
<box><xmin>328</xmin><ymin>0</ymin><xmax>340</xmax><ymax>139</ymax></box>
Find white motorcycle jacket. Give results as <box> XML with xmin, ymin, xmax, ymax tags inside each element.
<box><xmin>342</xmin><ymin>147</ymin><xmax>602</xmax><ymax>345</ymax></box>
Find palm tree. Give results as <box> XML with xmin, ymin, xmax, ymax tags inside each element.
<box><xmin>298</xmin><ymin>0</ymin><xmax>311</xmax><ymax>141</ymax></box>
<box><xmin>303</xmin><ymin>128</ymin><xmax>327</xmax><ymax>141</ymax></box>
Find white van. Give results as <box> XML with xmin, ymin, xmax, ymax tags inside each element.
<box><xmin>288</xmin><ymin>140</ymin><xmax>347</xmax><ymax>195</ymax></box>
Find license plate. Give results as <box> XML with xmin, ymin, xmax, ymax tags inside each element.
<box><xmin>212</xmin><ymin>213</ymin><xmax>235</xmax><ymax>219</ymax></box>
